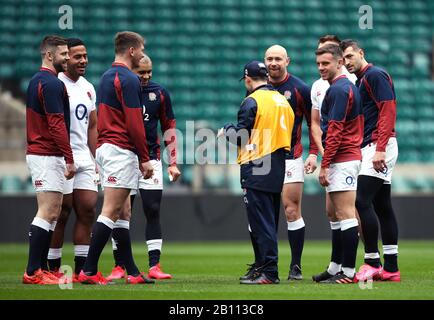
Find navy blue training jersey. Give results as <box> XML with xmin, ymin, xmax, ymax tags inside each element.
<box><xmin>26</xmin><ymin>67</ymin><xmax>73</xmax><ymax>164</ymax></box>
<box><xmin>321</xmin><ymin>75</ymin><xmax>364</xmax><ymax>168</ymax></box>
<box><xmin>141</xmin><ymin>80</ymin><xmax>177</xmax><ymax>165</ymax></box>
<box><xmin>96</xmin><ymin>62</ymin><xmax>149</xmax><ymax>162</ymax></box>
<box><xmin>356</xmin><ymin>64</ymin><xmax>397</xmax><ymax>150</ymax></box>
<box><xmin>270</xmin><ymin>73</ymin><xmax>318</xmax><ymax>159</ymax></box>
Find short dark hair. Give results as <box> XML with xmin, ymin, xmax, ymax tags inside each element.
<box><xmin>114</xmin><ymin>31</ymin><xmax>144</xmax><ymax>54</ymax></box>
<box><xmin>315</xmin><ymin>44</ymin><xmax>343</xmax><ymax>60</ymax></box>
<box><xmin>340</xmin><ymin>39</ymin><xmax>362</xmax><ymax>52</ymax></box>
<box><xmin>67</xmin><ymin>38</ymin><xmax>85</xmax><ymax>49</ymax></box>
<box><xmin>40</xmin><ymin>35</ymin><xmax>67</xmax><ymax>55</ymax></box>
<box><xmin>318</xmin><ymin>35</ymin><xmax>341</xmax><ymax>45</ymax></box>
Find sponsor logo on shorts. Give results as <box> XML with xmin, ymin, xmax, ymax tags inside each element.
<box><xmin>345</xmin><ymin>176</ymin><xmax>355</xmax><ymax>186</ymax></box>
<box><xmin>107</xmin><ymin>176</ymin><xmax>117</xmax><ymax>184</ymax></box>
<box><xmin>286</xmin><ymin>170</ymin><xmax>292</xmax><ymax>178</ymax></box>
<box><xmin>34</xmin><ymin>180</ymin><xmax>43</xmax><ymax>188</ymax></box>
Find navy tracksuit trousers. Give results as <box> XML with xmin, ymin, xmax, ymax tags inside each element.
<box><xmin>243</xmin><ymin>188</ymin><xmax>281</xmax><ymax>280</ymax></box>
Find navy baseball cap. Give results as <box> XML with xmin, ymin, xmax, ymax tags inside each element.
<box><xmin>239</xmin><ymin>60</ymin><xmax>269</xmax><ymax>81</ymax></box>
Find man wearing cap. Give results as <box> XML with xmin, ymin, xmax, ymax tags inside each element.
<box><xmin>264</xmin><ymin>44</ymin><xmax>318</xmax><ymax>281</ymax></box>
<box><xmin>218</xmin><ymin>61</ymin><xmax>294</xmax><ymax>284</ymax></box>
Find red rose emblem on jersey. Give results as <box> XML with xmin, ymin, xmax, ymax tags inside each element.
<box><xmin>284</xmin><ymin>90</ymin><xmax>291</xmax><ymax>99</ymax></box>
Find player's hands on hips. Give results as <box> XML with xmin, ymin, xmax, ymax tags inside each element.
<box><xmin>318</xmin><ymin>167</ymin><xmax>330</xmax><ymax>187</ymax></box>
<box><xmin>140</xmin><ymin>161</ymin><xmax>154</xmax><ymax>179</ymax></box>
<box><xmin>373</xmin><ymin>151</ymin><xmax>387</xmax><ymax>173</ymax></box>
<box><xmin>168</xmin><ymin>165</ymin><xmax>181</xmax><ymax>182</ymax></box>
<box><xmin>65</xmin><ymin>163</ymin><xmax>76</xmax><ymax>180</ymax></box>
<box><xmin>304</xmin><ymin>154</ymin><xmax>318</xmax><ymax>174</ymax></box>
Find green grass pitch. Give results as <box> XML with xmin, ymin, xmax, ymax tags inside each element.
<box><xmin>1</xmin><ymin>241</ymin><xmax>433</xmax><ymax>300</ymax></box>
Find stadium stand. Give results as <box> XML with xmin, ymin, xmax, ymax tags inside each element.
<box><xmin>0</xmin><ymin>0</ymin><xmax>433</xmax><ymax>194</ymax></box>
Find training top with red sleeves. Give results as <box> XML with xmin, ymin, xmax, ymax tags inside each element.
<box><xmin>320</xmin><ymin>75</ymin><xmax>364</xmax><ymax>168</ymax></box>
<box><xmin>26</xmin><ymin>67</ymin><xmax>73</xmax><ymax>164</ymax></box>
<box><xmin>96</xmin><ymin>62</ymin><xmax>149</xmax><ymax>163</ymax></box>
<box><xmin>356</xmin><ymin>63</ymin><xmax>397</xmax><ymax>151</ymax></box>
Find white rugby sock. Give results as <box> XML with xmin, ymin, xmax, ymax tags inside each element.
<box><xmin>48</xmin><ymin>248</ymin><xmax>62</xmax><ymax>260</ymax></box>
<box><xmin>114</xmin><ymin>219</ymin><xmax>130</xmax><ymax>229</ymax></box>
<box><xmin>74</xmin><ymin>245</ymin><xmax>89</xmax><ymax>257</ymax></box>
<box><xmin>287</xmin><ymin>218</ymin><xmax>305</xmax><ymax>231</ymax></box>
<box><xmin>342</xmin><ymin>267</ymin><xmax>356</xmax><ymax>278</ymax></box>
<box><xmin>147</xmin><ymin>239</ymin><xmax>162</xmax><ymax>252</ymax></box>
<box><xmin>31</xmin><ymin>217</ymin><xmax>51</xmax><ymax>232</ymax></box>
<box><xmin>383</xmin><ymin>245</ymin><xmax>398</xmax><ymax>255</ymax></box>
<box><xmin>364</xmin><ymin>252</ymin><xmax>380</xmax><ymax>259</ymax></box>
<box><xmin>327</xmin><ymin>262</ymin><xmax>341</xmax><ymax>275</ymax></box>
<box><xmin>96</xmin><ymin>215</ymin><xmax>115</xmax><ymax>229</ymax></box>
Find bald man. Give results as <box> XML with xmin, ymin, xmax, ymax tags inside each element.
<box><xmin>263</xmin><ymin>44</ymin><xmax>318</xmax><ymax>280</ymax></box>
<box><xmin>107</xmin><ymin>55</ymin><xmax>181</xmax><ymax>281</ymax></box>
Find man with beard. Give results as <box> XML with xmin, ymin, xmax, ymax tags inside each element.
<box><xmin>23</xmin><ymin>35</ymin><xmax>76</xmax><ymax>284</ymax></box>
<box><xmin>47</xmin><ymin>38</ymin><xmax>98</xmax><ymax>281</ymax></box>
<box><xmin>341</xmin><ymin>39</ymin><xmax>400</xmax><ymax>282</ymax></box>
<box><xmin>78</xmin><ymin>31</ymin><xmax>154</xmax><ymax>285</ymax></box>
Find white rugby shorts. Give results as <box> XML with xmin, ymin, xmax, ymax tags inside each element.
<box><xmin>131</xmin><ymin>160</ymin><xmax>163</xmax><ymax>195</ymax></box>
<box><xmin>359</xmin><ymin>137</ymin><xmax>398</xmax><ymax>184</ymax></box>
<box><xmin>26</xmin><ymin>155</ymin><xmax>66</xmax><ymax>193</ymax></box>
<box><xmin>63</xmin><ymin>155</ymin><xmax>98</xmax><ymax>194</ymax></box>
<box><xmin>96</xmin><ymin>143</ymin><xmax>139</xmax><ymax>189</ymax></box>
<box><xmin>283</xmin><ymin>157</ymin><xmax>305</xmax><ymax>184</ymax></box>
<box><xmin>326</xmin><ymin>160</ymin><xmax>361</xmax><ymax>193</ymax></box>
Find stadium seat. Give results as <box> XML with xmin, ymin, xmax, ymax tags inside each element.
<box><xmin>180</xmin><ymin>165</ymin><xmax>193</xmax><ymax>185</ymax></box>
<box><xmin>392</xmin><ymin>176</ymin><xmax>414</xmax><ymax>194</ymax></box>
<box><xmin>23</xmin><ymin>176</ymin><xmax>35</xmax><ymax>194</ymax></box>
<box><xmin>304</xmin><ymin>177</ymin><xmax>322</xmax><ymax>195</ymax></box>
<box><xmin>0</xmin><ymin>175</ymin><xmax>23</xmax><ymax>194</ymax></box>
<box><xmin>2</xmin><ymin>0</ymin><xmax>434</xmax><ymax>190</ymax></box>
<box><xmin>388</xmin><ymin>51</ymin><xmax>410</xmax><ymax>65</ymax></box>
